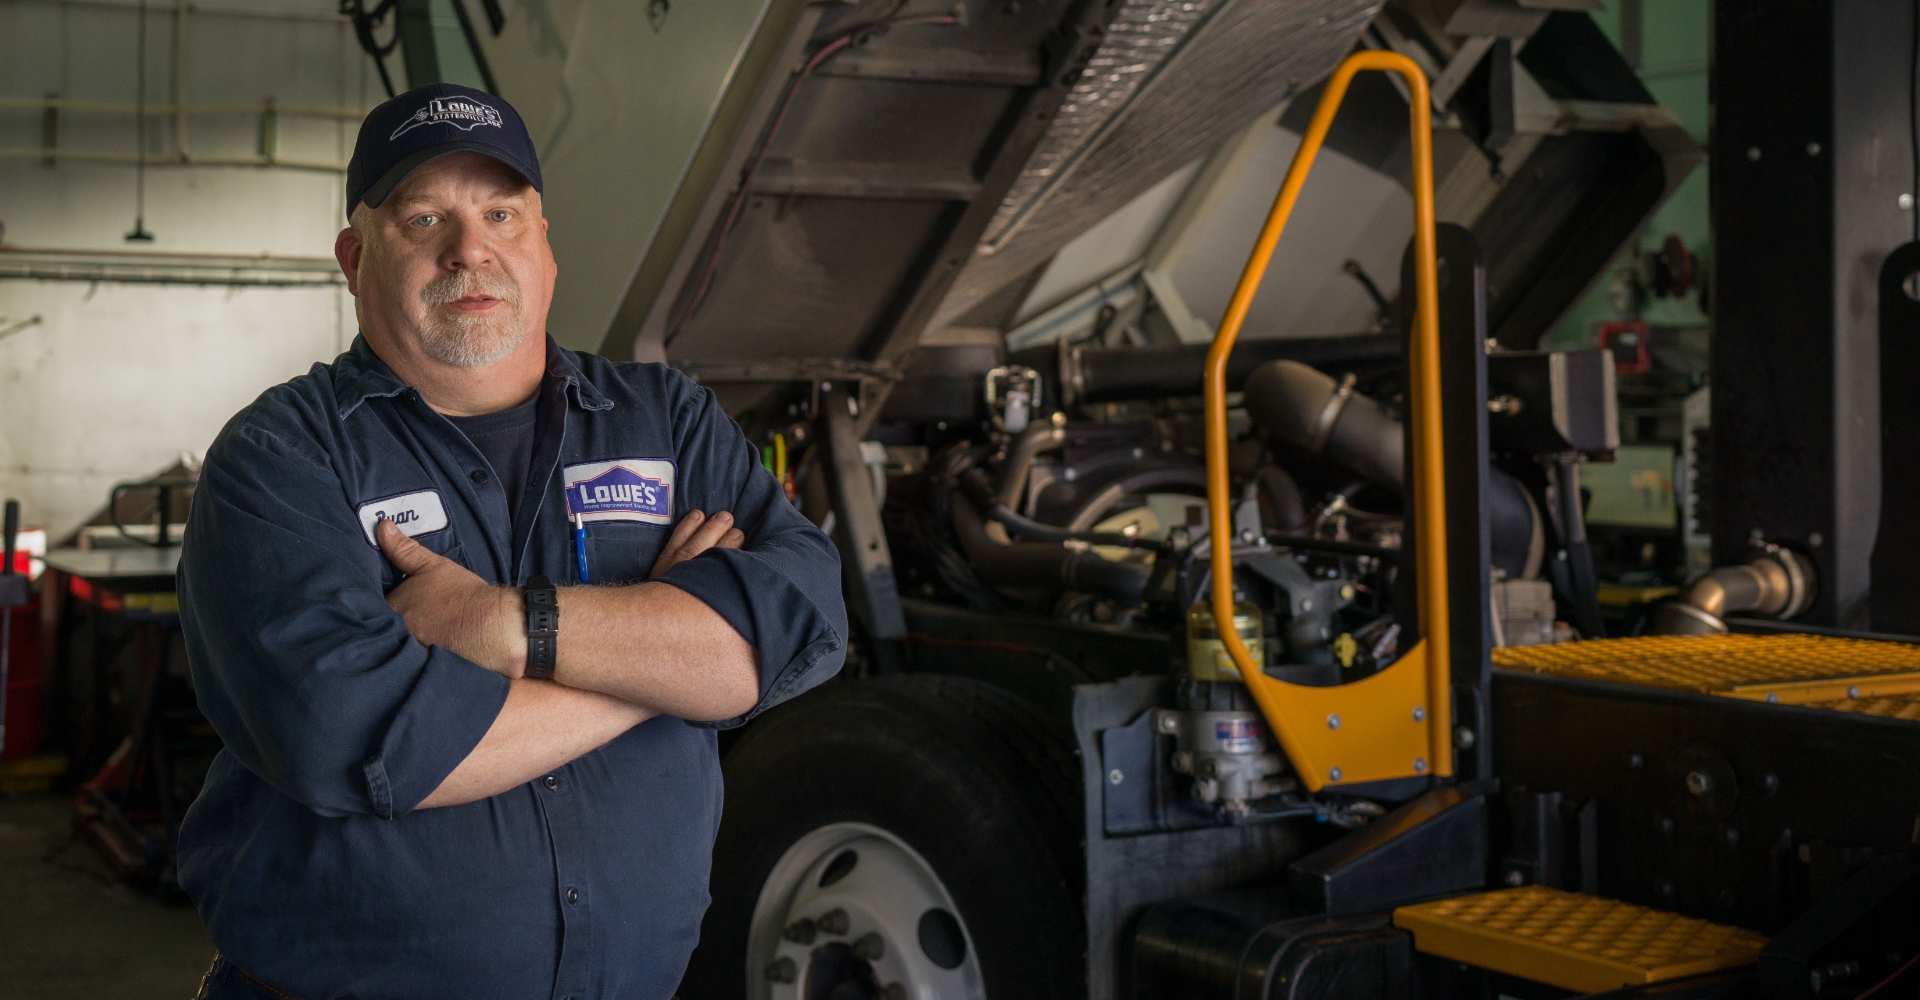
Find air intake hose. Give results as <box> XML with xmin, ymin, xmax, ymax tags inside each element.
<box><xmin>1242</xmin><ymin>359</ymin><xmax>1403</xmax><ymax>490</ymax></box>
<box><xmin>950</xmin><ymin>491</ymin><xmax>1150</xmax><ymax>605</ymax></box>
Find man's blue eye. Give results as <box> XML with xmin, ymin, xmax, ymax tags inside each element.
<box><xmin>413</xmin><ymin>215</ymin><xmax>437</xmax><ymax>227</ymax></box>
<box><xmin>491</xmin><ymin>211</ymin><xmax>511</xmax><ymax>222</ymax></box>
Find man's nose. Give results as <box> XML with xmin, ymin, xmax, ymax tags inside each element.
<box><xmin>440</xmin><ymin>217</ymin><xmax>495</xmax><ymax>271</ymax></box>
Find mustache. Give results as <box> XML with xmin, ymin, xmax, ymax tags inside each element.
<box><xmin>420</xmin><ymin>268</ymin><xmax>521</xmax><ymax>308</ymax></box>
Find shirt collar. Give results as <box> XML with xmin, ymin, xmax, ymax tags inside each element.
<box><xmin>334</xmin><ymin>334</ymin><xmax>614</xmax><ymax>416</ymax></box>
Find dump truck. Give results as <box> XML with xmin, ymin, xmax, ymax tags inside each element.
<box><xmin>340</xmin><ymin>0</ymin><xmax>1920</xmax><ymax>995</ymax></box>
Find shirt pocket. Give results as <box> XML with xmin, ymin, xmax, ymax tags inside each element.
<box><xmin>583</xmin><ymin>522</ymin><xmax>670</xmax><ymax>585</ymax></box>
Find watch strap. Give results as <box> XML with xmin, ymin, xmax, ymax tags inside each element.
<box><xmin>523</xmin><ymin>575</ymin><xmax>559</xmax><ymax>680</ymax></box>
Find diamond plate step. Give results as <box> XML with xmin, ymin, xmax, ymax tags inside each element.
<box><xmin>1492</xmin><ymin>633</ymin><xmax>1920</xmax><ymax>708</ymax></box>
<box><xmin>1393</xmin><ymin>886</ymin><xmax>1768</xmax><ymax>993</ymax></box>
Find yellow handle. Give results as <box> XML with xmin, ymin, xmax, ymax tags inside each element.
<box><xmin>1204</xmin><ymin>50</ymin><xmax>1451</xmax><ymax>786</ymax></box>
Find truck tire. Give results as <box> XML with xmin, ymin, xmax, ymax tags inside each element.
<box><xmin>681</xmin><ymin>675</ymin><xmax>1085</xmax><ymax>1000</ymax></box>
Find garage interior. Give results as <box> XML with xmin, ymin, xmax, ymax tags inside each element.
<box><xmin>2</xmin><ymin>0</ymin><xmax>1918</xmax><ymax>997</ymax></box>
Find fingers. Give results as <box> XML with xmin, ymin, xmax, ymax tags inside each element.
<box><xmin>682</xmin><ymin>510</ymin><xmax>734</xmax><ymax>554</ymax></box>
<box><xmin>661</xmin><ymin>509</ymin><xmax>706</xmax><ymax>553</ymax></box>
<box><xmin>376</xmin><ymin>518</ymin><xmax>445</xmax><ymax>577</ymax></box>
<box><xmin>649</xmin><ymin>511</ymin><xmax>741</xmax><ymax>578</ymax></box>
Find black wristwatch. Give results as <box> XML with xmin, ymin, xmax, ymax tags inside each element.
<box><xmin>523</xmin><ymin>575</ymin><xmax>559</xmax><ymax>680</ymax></box>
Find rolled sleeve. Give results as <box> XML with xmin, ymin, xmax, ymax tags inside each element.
<box><xmin>180</xmin><ymin>422</ymin><xmax>508</xmax><ymax>818</ymax></box>
<box><xmin>654</xmin><ymin>374</ymin><xmax>847</xmax><ymax>727</ymax></box>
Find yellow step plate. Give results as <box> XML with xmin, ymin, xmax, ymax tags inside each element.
<box><xmin>1492</xmin><ymin>633</ymin><xmax>1920</xmax><ymax>707</ymax></box>
<box><xmin>1394</xmin><ymin>886</ymin><xmax>1768</xmax><ymax>994</ymax></box>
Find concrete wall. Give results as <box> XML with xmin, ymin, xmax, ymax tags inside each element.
<box><xmin>0</xmin><ymin>0</ymin><xmax>382</xmax><ymax>540</ymax></box>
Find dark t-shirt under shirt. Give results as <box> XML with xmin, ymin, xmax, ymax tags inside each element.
<box><xmin>447</xmin><ymin>397</ymin><xmax>538</xmax><ymax>525</ymax></box>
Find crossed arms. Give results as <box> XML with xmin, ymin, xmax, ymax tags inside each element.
<box><xmin>374</xmin><ymin>510</ymin><xmax>757</xmax><ymax>809</ymax></box>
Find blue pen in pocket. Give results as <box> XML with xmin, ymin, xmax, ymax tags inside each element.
<box><xmin>573</xmin><ymin>512</ymin><xmax>590</xmax><ymax>583</ymax></box>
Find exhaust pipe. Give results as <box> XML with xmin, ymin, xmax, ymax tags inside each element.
<box><xmin>1652</xmin><ymin>544</ymin><xmax>1817</xmax><ymax>636</ymax></box>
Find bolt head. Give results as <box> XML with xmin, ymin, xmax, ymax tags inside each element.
<box><xmin>852</xmin><ymin>932</ymin><xmax>885</xmax><ymax>961</ymax></box>
<box><xmin>1413</xmin><ymin>707</ymin><xmax>1426</xmax><ymax>722</ymax></box>
<box><xmin>1108</xmin><ymin>768</ymin><xmax>1124</xmax><ymax>785</ymax></box>
<box><xmin>1849</xmin><ymin>686</ymin><xmax>1861</xmax><ymax>699</ymax></box>
<box><xmin>1658</xmin><ymin>815</ymin><xmax>1676</xmax><ymax>835</ymax></box>
<box><xmin>1747</xmin><ymin>146</ymin><xmax>1762</xmax><ymax>161</ymax></box>
<box><xmin>1627</xmin><ymin>752</ymin><xmax>1645</xmax><ymax>770</ymax></box>
<box><xmin>1327</xmin><ymin>714</ymin><xmax>1341</xmax><ymax>730</ymax></box>
<box><xmin>783</xmin><ymin>918</ymin><xmax>817</xmax><ymax>944</ymax></box>
<box><xmin>766</xmin><ymin>957</ymin><xmax>798</xmax><ymax>983</ymax></box>
<box><xmin>1685</xmin><ymin>770</ymin><xmax>1714</xmax><ymax>797</ymax></box>
<box><xmin>1328</xmin><ymin>767</ymin><xmax>1343</xmax><ymax>782</ymax></box>
<box><xmin>1413</xmin><ymin>758</ymin><xmax>1428</xmax><ymax>774</ymax></box>
<box><xmin>1902</xmin><ymin>193</ymin><xmax>1916</xmax><ymax>210</ymax></box>
<box><xmin>1504</xmin><ymin>870</ymin><xmax>1525</xmax><ymax>887</ymax></box>
<box><xmin>818</xmin><ymin>908</ymin><xmax>850</xmax><ymax>936</ymax></box>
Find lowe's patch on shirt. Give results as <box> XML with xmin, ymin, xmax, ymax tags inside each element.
<box><xmin>564</xmin><ymin>459</ymin><xmax>676</xmax><ymax>525</ymax></box>
<box><xmin>357</xmin><ymin>489</ymin><xmax>450</xmax><ymax>547</ymax></box>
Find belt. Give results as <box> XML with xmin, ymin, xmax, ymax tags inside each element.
<box><xmin>196</xmin><ymin>955</ymin><xmax>307</xmax><ymax>1000</ymax></box>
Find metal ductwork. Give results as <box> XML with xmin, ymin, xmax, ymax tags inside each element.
<box><xmin>1652</xmin><ymin>545</ymin><xmax>1819</xmax><ymax>636</ymax></box>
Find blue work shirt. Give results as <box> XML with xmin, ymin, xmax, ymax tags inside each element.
<box><xmin>176</xmin><ymin>335</ymin><xmax>847</xmax><ymax>1000</ymax></box>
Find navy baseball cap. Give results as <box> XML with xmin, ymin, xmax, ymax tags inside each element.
<box><xmin>344</xmin><ymin>83</ymin><xmax>542</xmax><ymax>221</ymax></box>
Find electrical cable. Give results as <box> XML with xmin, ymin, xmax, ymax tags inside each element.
<box><xmin>955</xmin><ymin>467</ymin><xmax>1168</xmax><ymax>552</ymax></box>
<box><xmin>341</xmin><ymin>0</ymin><xmax>402</xmax><ymax>99</ymax></box>
<box><xmin>666</xmin><ymin>9</ymin><xmax>961</xmax><ymax>345</ymax></box>
<box><xmin>1265</xmin><ymin>533</ymin><xmax>1399</xmax><ymax>562</ymax></box>
<box><xmin>448</xmin><ymin>0</ymin><xmax>500</xmax><ymax>95</ymax></box>
<box><xmin>126</xmin><ymin>0</ymin><xmax>154</xmax><ymax>242</ymax></box>
<box><xmin>1852</xmin><ymin>950</ymin><xmax>1920</xmax><ymax>1000</ymax></box>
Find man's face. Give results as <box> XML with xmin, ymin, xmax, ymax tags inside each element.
<box><xmin>337</xmin><ymin>152</ymin><xmax>555</xmax><ymax>369</ymax></box>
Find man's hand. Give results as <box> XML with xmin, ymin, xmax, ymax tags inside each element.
<box><xmin>377</xmin><ymin>519</ymin><xmax>524</xmax><ymax>678</ymax></box>
<box><xmin>650</xmin><ymin>510</ymin><xmax>745</xmax><ymax>578</ymax></box>
<box><xmin>377</xmin><ymin>511</ymin><xmax>744</xmax><ymax>679</ymax></box>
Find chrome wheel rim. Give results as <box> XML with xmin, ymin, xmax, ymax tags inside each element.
<box><xmin>746</xmin><ymin>822</ymin><xmax>986</xmax><ymax>1000</ymax></box>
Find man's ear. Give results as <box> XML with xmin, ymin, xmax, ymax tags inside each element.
<box><xmin>334</xmin><ymin>226</ymin><xmax>363</xmax><ymax>295</ymax></box>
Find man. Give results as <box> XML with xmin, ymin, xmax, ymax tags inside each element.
<box><xmin>178</xmin><ymin>83</ymin><xmax>846</xmax><ymax>1000</ymax></box>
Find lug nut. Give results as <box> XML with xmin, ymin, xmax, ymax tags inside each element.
<box><xmin>1686</xmin><ymin>770</ymin><xmax>1713</xmax><ymax>797</ymax></box>
<box><xmin>766</xmin><ymin>957</ymin><xmax>797</xmax><ymax>983</ymax></box>
<box><xmin>852</xmin><ymin>932</ymin><xmax>885</xmax><ymax>961</ymax></box>
<box><xmin>783</xmin><ymin>917</ymin><xmax>817</xmax><ymax>944</ymax></box>
<box><xmin>818</xmin><ymin>908</ymin><xmax>850</xmax><ymax>936</ymax></box>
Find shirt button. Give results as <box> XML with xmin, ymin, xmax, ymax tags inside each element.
<box><xmin>543</xmin><ymin>775</ymin><xmax>559</xmax><ymax>790</ymax></box>
<box><xmin>470</xmin><ymin>469</ymin><xmax>490</xmax><ymax>484</ymax></box>
<box><xmin>566</xmin><ymin>887</ymin><xmax>580</xmax><ymax>904</ymax></box>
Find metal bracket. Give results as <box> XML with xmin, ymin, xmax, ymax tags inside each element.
<box><xmin>820</xmin><ymin>384</ymin><xmax>906</xmax><ymax>641</ymax></box>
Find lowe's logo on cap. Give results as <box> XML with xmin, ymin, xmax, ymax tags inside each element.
<box><xmin>564</xmin><ymin>459</ymin><xmax>676</xmax><ymax>525</ymax></box>
<box><xmin>389</xmin><ymin>96</ymin><xmax>504</xmax><ymax>140</ymax></box>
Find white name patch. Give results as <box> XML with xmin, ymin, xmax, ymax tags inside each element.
<box><xmin>358</xmin><ymin>489</ymin><xmax>451</xmax><ymax>547</ymax></box>
<box><xmin>563</xmin><ymin>458</ymin><xmax>677</xmax><ymax>525</ymax></box>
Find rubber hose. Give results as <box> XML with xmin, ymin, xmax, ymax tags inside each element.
<box><xmin>1256</xmin><ymin>466</ymin><xmax>1310</xmax><ymax>532</ymax></box>
<box><xmin>1243</xmin><ymin>359</ymin><xmax>1404</xmax><ymax>490</ymax></box>
<box><xmin>951</xmin><ymin>493</ymin><xmax>1149</xmax><ymax>604</ymax></box>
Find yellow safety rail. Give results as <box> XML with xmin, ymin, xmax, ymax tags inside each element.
<box><xmin>1204</xmin><ymin>50</ymin><xmax>1448</xmax><ymax>791</ymax></box>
